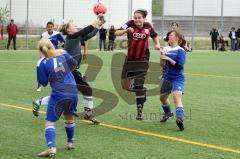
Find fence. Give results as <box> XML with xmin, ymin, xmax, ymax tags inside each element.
<box><xmin>0</xmin><ymin>0</ymin><xmax>240</xmax><ymax>50</ymax></box>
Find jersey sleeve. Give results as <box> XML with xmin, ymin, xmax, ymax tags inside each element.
<box><xmin>149</xmin><ymin>24</ymin><xmax>158</xmax><ymax>38</ymax></box>
<box><xmin>36</xmin><ymin>58</ymin><xmax>49</xmax><ymax>87</ymax></box>
<box><xmin>67</xmin><ymin>25</ymin><xmax>95</xmax><ymax>39</ymax></box>
<box><xmin>177</xmin><ymin>49</ymin><xmax>186</xmax><ymax>67</ymax></box>
<box><xmin>118</xmin><ymin>20</ymin><xmax>132</xmax><ymax>30</ymax></box>
<box><xmin>57</xmin><ymin>33</ymin><xmax>65</xmax><ymax>43</ymax></box>
<box><xmin>82</xmin><ymin>28</ymin><xmax>98</xmax><ymax>41</ymax></box>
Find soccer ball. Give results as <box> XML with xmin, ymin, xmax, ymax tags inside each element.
<box><xmin>93</xmin><ymin>3</ymin><xmax>107</xmax><ymax>15</ymax></box>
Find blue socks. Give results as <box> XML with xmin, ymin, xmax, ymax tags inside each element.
<box><xmin>162</xmin><ymin>104</ymin><xmax>171</xmax><ymax>114</ymax></box>
<box><xmin>45</xmin><ymin>126</ymin><xmax>56</xmax><ymax>148</ymax></box>
<box><xmin>65</xmin><ymin>122</ymin><xmax>75</xmax><ymax>143</ymax></box>
<box><xmin>162</xmin><ymin>105</ymin><xmax>184</xmax><ymax>120</ymax></box>
<box><xmin>176</xmin><ymin>106</ymin><xmax>184</xmax><ymax>120</ymax></box>
<box><xmin>45</xmin><ymin>122</ymin><xmax>75</xmax><ymax>149</ymax></box>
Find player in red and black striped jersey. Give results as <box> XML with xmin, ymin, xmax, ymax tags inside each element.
<box><xmin>115</xmin><ymin>9</ymin><xmax>160</xmax><ymax>120</ymax></box>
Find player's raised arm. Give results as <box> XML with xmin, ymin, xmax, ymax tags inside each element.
<box><xmin>115</xmin><ymin>21</ymin><xmax>134</xmax><ymax>36</ymax></box>
<box><xmin>60</xmin><ymin>14</ymin><xmax>105</xmax><ymax>39</ymax></box>
<box><xmin>36</xmin><ymin>58</ymin><xmax>48</xmax><ymax>87</ymax></box>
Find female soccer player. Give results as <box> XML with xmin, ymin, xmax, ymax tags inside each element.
<box><xmin>33</xmin><ymin>15</ymin><xmax>105</xmax><ymax>124</ymax></box>
<box><xmin>159</xmin><ymin>30</ymin><xmax>186</xmax><ymax>131</ymax></box>
<box><xmin>115</xmin><ymin>9</ymin><xmax>160</xmax><ymax>120</ymax></box>
<box><xmin>60</xmin><ymin>16</ymin><xmax>105</xmax><ymax>124</ymax></box>
<box><xmin>164</xmin><ymin>22</ymin><xmax>191</xmax><ymax>51</ymax></box>
<box><xmin>37</xmin><ymin>21</ymin><xmax>65</xmax><ymax>92</ymax></box>
<box><xmin>36</xmin><ymin>39</ymin><xmax>78</xmax><ymax>157</ymax></box>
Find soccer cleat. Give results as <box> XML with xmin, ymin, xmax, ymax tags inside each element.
<box><xmin>66</xmin><ymin>142</ymin><xmax>75</xmax><ymax>150</ymax></box>
<box><xmin>37</xmin><ymin>147</ymin><xmax>56</xmax><ymax>157</ymax></box>
<box><xmin>160</xmin><ymin>112</ymin><xmax>174</xmax><ymax>122</ymax></box>
<box><xmin>136</xmin><ymin>112</ymin><xmax>143</xmax><ymax>121</ymax></box>
<box><xmin>37</xmin><ymin>87</ymin><xmax>41</xmax><ymax>92</ymax></box>
<box><xmin>176</xmin><ymin>119</ymin><xmax>184</xmax><ymax>131</ymax></box>
<box><xmin>136</xmin><ymin>105</ymin><xmax>143</xmax><ymax>121</ymax></box>
<box><xmin>32</xmin><ymin>100</ymin><xmax>41</xmax><ymax>117</ymax></box>
<box><xmin>84</xmin><ymin>114</ymin><xmax>101</xmax><ymax>125</ymax></box>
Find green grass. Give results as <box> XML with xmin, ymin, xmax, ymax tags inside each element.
<box><xmin>0</xmin><ymin>50</ymin><xmax>240</xmax><ymax>159</ymax></box>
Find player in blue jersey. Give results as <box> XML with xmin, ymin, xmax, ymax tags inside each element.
<box><xmin>33</xmin><ymin>15</ymin><xmax>105</xmax><ymax>125</ymax></box>
<box><xmin>41</xmin><ymin>21</ymin><xmax>65</xmax><ymax>49</ymax></box>
<box><xmin>159</xmin><ymin>30</ymin><xmax>186</xmax><ymax>131</ymax></box>
<box><xmin>36</xmin><ymin>38</ymin><xmax>78</xmax><ymax>157</ymax></box>
<box><xmin>37</xmin><ymin>21</ymin><xmax>65</xmax><ymax>92</ymax></box>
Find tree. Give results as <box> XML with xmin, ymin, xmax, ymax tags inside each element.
<box><xmin>0</xmin><ymin>5</ymin><xmax>10</xmax><ymax>28</ymax></box>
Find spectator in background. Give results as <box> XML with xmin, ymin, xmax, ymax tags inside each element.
<box><xmin>0</xmin><ymin>27</ymin><xmax>3</xmax><ymax>39</ymax></box>
<box><xmin>209</xmin><ymin>28</ymin><xmax>219</xmax><ymax>50</ymax></box>
<box><xmin>218</xmin><ymin>35</ymin><xmax>227</xmax><ymax>51</ymax></box>
<box><xmin>99</xmin><ymin>26</ymin><xmax>107</xmax><ymax>51</ymax></box>
<box><xmin>236</xmin><ymin>28</ymin><xmax>240</xmax><ymax>50</ymax></box>
<box><xmin>229</xmin><ymin>27</ymin><xmax>237</xmax><ymax>51</ymax></box>
<box><xmin>7</xmin><ymin>19</ymin><xmax>18</xmax><ymax>50</ymax></box>
<box><xmin>108</xmin><ymin>25</ymin><xmax>116</xmax><ymax>51</ymax></box>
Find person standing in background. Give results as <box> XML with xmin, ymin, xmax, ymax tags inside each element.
<box><xmin>7</xmin><ymin>19</ymin><xmax>18</xmax><ymax>50</ymax></box>
<box><xmin>210</xmin><ymin>28</ymin><xmax>219</xmax><ymax>50</ymax></box>
<box><xmin>0</xmin><ymin>27</ymin><xmax>3</xmax><ymax>40</ymax></box>
<box><xmin>236</xmin><ymin>28</ymin><xmax>240</xmax><ymax>50</ymax></box>
<box><xmin>229</xmin><ymin>27</ymin><xmax>237</xmax><ymax>51</ymax></box>
<box><xmin>108</xmin><ymin>25</ymin><xmax>116</xmax><ymax>51</ymax></box>
<box><xmin>99</xmin><ymin>26</ymin><xmax>107</xmax><ymax>51</ymax></box>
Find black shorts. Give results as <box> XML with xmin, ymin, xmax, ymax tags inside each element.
<box><xmin>121</xmin><ymin>60</ymin><xmax>149</xmax><ymax>79</ymax></box>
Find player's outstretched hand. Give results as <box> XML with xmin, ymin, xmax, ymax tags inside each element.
<box><xmin>92</xmin><ymin>14</ymin><xmax>106</xmax><ymax>28</ymax></box>
<box><xmin>97</xmin><ymin>14</ymin><xmax>106</xmax><ymax>26</ymax></box>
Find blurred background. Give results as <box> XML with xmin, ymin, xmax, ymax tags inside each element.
<box><xmin>0</xmin><ymin>0</ymin><xmax>239</xmax><ymax>50</ymax></box>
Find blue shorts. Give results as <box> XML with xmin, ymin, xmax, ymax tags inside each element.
<box><xmin>160</xmin><ymin>78</ymin><xmax>184</xmax><ymax>94</ymax></box>
<box><xmin>46</xmin><ymin>94</ymin><xmax>78</xmax><ymax>122</ymax></box>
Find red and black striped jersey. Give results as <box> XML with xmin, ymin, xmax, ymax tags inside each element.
<box><xmin>119</xmin><ymin>20</ymin><xmax>158</xmax><ymax>61</ymax></box>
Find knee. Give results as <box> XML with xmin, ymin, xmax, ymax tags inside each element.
<box><xmin>45</xmin><ymin>121</ymin><xmax>55</xmax><ymax>127</ymax></box>
<box><xmin>173</xmin><ymin>93</ymin><xmax>182</xmax><ymax>106</ymax></box>
<box><xmin>121</xmin><ymin>79</ymin><xmax>131</xmax><ymax>91</ymax></box>
<box><xmin>79</xmin><ymin>85</ymin><xmax>92</xmax><ymax>96</ymax></box>
<box><xmin>160</xmin><ymin>94</ymin><xmax>168</xmax><ymax>104</ymax></box>
<box><xmin>160</xmin><ymin>95</ymin><xmax>165</xmax><ymax>103</ymax></box>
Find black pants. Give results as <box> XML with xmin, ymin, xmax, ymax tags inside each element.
<box><xmin>108</xmin><ymin>40</ymin><xmax>115</xmax><ymax>51</ymax></box>
<box><xmin>72</xmin><ymin>69</ymin><xmax>92</xmax><ymax>96</ymax></box>
<box><xmin>211</xmin><ymin>38</ymin><xmax>218</xmax><ymax>50</ymax></box>
<box><xmin>7</xmin><ymin>36</ymin><xmax>16</xmax><ymax>50</ymax></box>
<box><xmin>99</xmin><ymin>39</ymin><xmax>106</xmax><ymax>51</ymax></box>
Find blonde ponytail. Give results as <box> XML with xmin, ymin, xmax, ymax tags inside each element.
<box><xmin>38</xmin><ymin>39</ymin><xmax>58</xmax><ymax>58</ymax></box>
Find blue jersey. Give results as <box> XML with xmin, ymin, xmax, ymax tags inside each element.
<box><xmin>162</xmin><ymin>46</ymin><xmax>186</xmax><ymax>80</ymax></box>
<box><xmin>41</xmin><ymin>31</ymin><xmax>65</xmax><ymax>49</ymax></box>
<box><xmin>36</xmin><ymin>51</ymin><xmax>78</xmax><ymax>96</ymax></box>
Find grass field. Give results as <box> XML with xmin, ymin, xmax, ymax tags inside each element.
<box><xmin>0</xmin><ymin>50</ymin><xmax>240</xmax><ymax>159</ymax></box>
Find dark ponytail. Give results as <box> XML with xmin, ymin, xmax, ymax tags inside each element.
<box><xmin>59</xmin><ymin>23</ymin><xmax>70</xmax><ymax>35</ymax></box>
<box><xmin>134</xmin><ymin>9</ymin><xmax>148</xmax><ymax>18</ymax></box>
